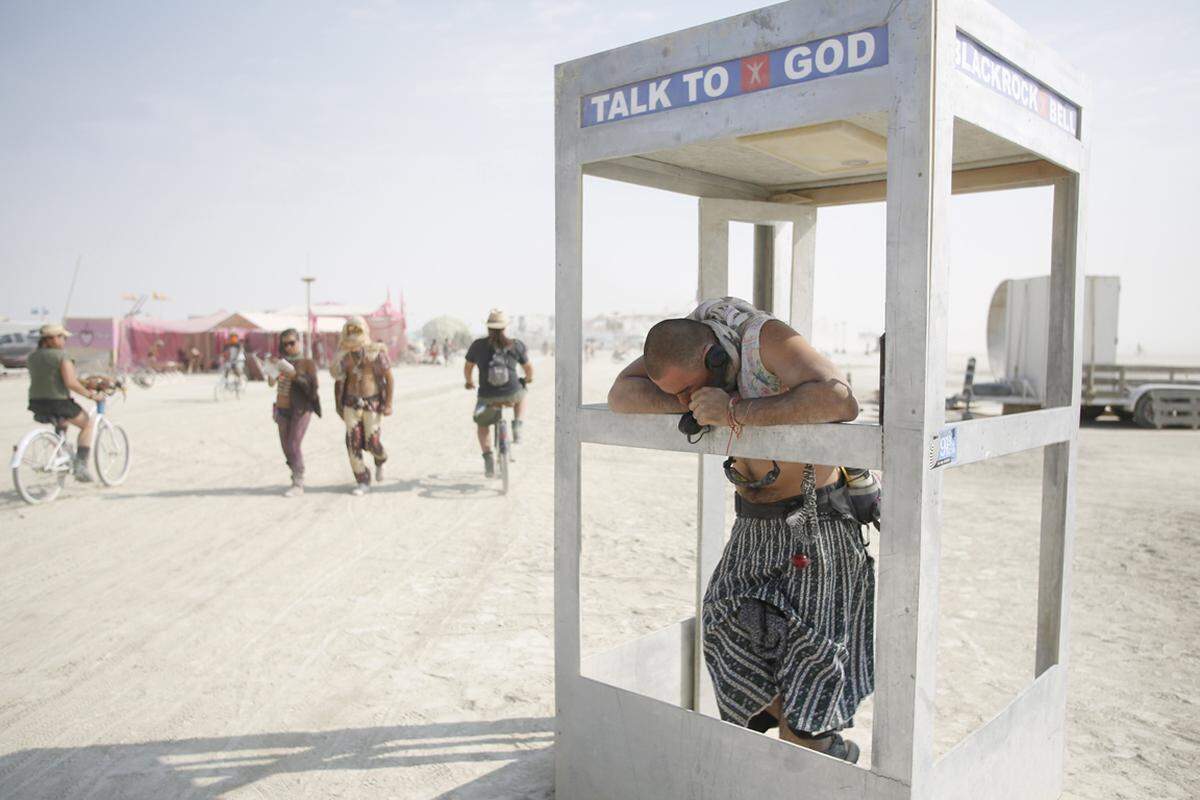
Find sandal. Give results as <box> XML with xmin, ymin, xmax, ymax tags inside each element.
<box><xmin>812</xmin><ymin>731</ymin><xmax>860</xmax><ymax>764</ymax></box>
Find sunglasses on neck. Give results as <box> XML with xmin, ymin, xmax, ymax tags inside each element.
<box><xmin>722</xmin><ymin>457</ymin><xmax>781</xmax><ymax>489</ymax></box>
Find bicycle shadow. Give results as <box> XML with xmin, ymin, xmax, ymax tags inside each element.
<box><xmin>416</xmin><ymin>472</ymin><xmax>505</xmax><ymax>500</ymax></box>
<box><xmin>0</xmin><ymin>489</ymin><xmax>37</xmax><ymax>511</ymax></box>
<box><xmin>0</xmin><ymin>716</ymin><xmax>554</xmax><ymax>799</ymax></box>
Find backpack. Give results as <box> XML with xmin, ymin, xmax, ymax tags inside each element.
<box><xmin>486</xmin><ymin>346</ymin><xmax>513</xmax><ymax>388</ymax></box>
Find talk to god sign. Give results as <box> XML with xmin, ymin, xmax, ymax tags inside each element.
<box><xmin>581</xmin><ymin>26</ymin><xmax>889</xmax><ymax>127</ymax></box>
<box><xmin>581</xmin><ymin>25</ymin><xmax>1080</xmax><ymax>139</ymax></box>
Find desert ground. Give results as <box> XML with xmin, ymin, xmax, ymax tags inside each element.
<box><xmin>0</xmin><ymin>356</ymin><xmax>1197</xmax><ymax>799</ymax></box>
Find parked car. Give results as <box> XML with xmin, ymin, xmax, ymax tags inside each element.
<box><xmin>0</xmin><ymin>329</ymin><xmax>39</xmax><ymax>368</ymax></box>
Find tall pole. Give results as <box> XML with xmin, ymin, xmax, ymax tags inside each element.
<box><xmin>61</xmin><ymin>255</ymin><xmax>82</xmax><ymax>323</ymax></box>
<box><xmin>302</xmin><ymin>276</ymin><xmax>316</xmax><ymax>359</ymax></box>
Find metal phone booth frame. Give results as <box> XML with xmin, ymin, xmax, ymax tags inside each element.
<box><xmin>554</xmin><ymin>1</ymin><xmax>1088</xmax><ymax>798</ymax></box>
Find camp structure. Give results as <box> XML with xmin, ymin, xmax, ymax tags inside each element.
<box><xmin>269</xmin><ymin>296</ymin><xmax>410</xmax><ymax>363</ymax></box>
<box><xmin>59</xmin><ymin>293</ymin><xmax>409</xmax><ymax>373</ymax></box>
<box><xmin>554</xmin><ymin>1</ymin><xmax>1088</xmax><ymax>799</ymax></box>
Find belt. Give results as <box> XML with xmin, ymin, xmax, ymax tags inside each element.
<box><xmin>344</xmin><ymin>393</ymin><xmax>381</xmax><ymax>408</ymax></box>
<box><xmin>734</xmin><ymin>477</ymin><xmax>856</xmax><ymax>521</ymax></box>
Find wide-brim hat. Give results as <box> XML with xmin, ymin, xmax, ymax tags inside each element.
<box><xmin>486</xmin><ymin>309</ymin><xmax>508</xmax><ymax>330</ymax></box>
<box><xmin>40</xmin><ymin>323</ymin><xmax>71</xmax><ymax>338</ymax></box>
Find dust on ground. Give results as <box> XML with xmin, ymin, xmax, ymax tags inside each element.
<box><xmin>0</xmin><ymin>357</ymin><xmax>1196</xmax><ymax>798</ymax></box>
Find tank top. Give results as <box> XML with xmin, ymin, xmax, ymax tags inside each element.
<box><xmin>736</xmin><ymin>317</ymin><xmax>785</xmax><ymax>400</ymax></box>
<box><xmin>27</xmin><ymin>348</ymin><xmax>71</xmax><ymax>400</ymax></box>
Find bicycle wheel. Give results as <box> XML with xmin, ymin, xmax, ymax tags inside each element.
<box><xmin>498</xmin><ymin>421</ymin><xmax>510</xmax><ymax>495</ymax></box>
<box><xmin>94</xmin><ymin>421</ymin><xmax>131</xmax><ymax>486</ymax></box>
<box><xmin>12</xmin><ymin>431</ymin><xmax>68</xmax><ymax>504</ymax></box>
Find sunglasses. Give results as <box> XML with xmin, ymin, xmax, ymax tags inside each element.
<box><xmin>722</xmin><ymin>457</ymin><xmax>781</xmax><ymax>489</ymax></box>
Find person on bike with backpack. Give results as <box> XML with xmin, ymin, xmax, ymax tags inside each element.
<box><xmin>464</xmin><ymin>309</ymin><xmax>533</xmax><ymax>478</ymax></box>
<box><xmin>25</xmin><ymin>323</ymin><xmax>101</xmax><ymax>482</ymax></box>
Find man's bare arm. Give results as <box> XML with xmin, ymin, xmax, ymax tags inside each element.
<box><xmin>60</xmin><ymin>358</ymin><xmax>96</xmax><ymax>400</ymax></box>
<box><xmin>607</xmin><ymin>356</ymin><xmax>688</xmax><ymax>414</ymax></box>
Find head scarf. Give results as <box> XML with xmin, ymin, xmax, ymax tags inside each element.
<box><xmin>338</xmin><ymin>315</ymin><xmax>370</xmax><ymax>352</ymax></box>
<box><xmin>686</xmin><ymin>297</ymin><xmax>773</xmax><ymax>392</ymax></box>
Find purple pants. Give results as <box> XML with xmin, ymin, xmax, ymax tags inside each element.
<box><xmin>274</xmin><ymin>406</ymin><xmax>312</xmax><ymax>480</ymax></box>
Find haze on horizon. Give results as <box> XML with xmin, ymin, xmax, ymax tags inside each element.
<box><xmin>2</xmin><ymin>1</ymin><xmax>1197</xmax><ymax>354</ymax></box>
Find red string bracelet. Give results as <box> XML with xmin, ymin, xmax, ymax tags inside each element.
<box><xmin>725</xmin><ymin>395</ymin><xmax>743</xmax><ymax>456</ymax></box>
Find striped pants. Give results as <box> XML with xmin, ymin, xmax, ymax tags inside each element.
<box><xmin>702</xmin><ymin>502</ymin><xmax>875</xmax><ymax>735</ymax></box>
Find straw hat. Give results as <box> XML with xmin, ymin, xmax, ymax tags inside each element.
<box><xmin>39</xmin><ymin>323</ymin><xmax>71</xmax><ymax>338</ymax></box>
<box><xmin>486</xmin><ymin>309</ymin><xmax>509</xmax><ymax>330</ymax></box>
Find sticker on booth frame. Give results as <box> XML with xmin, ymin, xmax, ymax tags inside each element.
<box><xmin>930</xmin><ymin>427</ymin><xmax>958</xmax><ymax>470</ymax></box>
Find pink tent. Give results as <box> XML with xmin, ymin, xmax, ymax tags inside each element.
<box><xmin>117</xmin><ymin>312</ymin><xmax>228</xmax><ymax>370</ymax></box>
<box><xmin>365</xmin><ymin>295</ymin><xmax>408</xmax><ymax>361</ymax></box>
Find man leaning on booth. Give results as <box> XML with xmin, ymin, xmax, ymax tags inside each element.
<box><xmin>608</xmin><ymin>297</ymin><xmax>873</xmax><ymax>763</ymax></box>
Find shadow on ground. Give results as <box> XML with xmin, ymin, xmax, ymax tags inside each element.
<box><xmin>2</xmin><ymin>468</ymin><xmax>508</xmax><ymax>511</ymax></box>
<box><xmin>0</xmin><ymin>717</ymin><xmax>554</xmax><ymax>799</ymax></box>
<box><xmin>89</xmin><ymin>473</ymin><xmax>505</xmax><ymax>502</ymax></box>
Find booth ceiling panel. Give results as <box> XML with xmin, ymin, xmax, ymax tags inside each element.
<box><xmin>632</xmin><ymin>116</ymin><xmax>1031</xmax><ymax>191</ymax></box>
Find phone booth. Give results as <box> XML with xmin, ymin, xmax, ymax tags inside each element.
<box><xmin>554</xmin><ymin>1</ymin><xmax>1087</xmax><ymax>798</ymax></box>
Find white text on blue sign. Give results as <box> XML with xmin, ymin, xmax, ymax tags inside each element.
<box><xmin>955</xmin><ymin>33</ymin><xmax>1079</xmax><ymax>137</ymax></box>
<box><xmin>581</xmin><ymin>26</ymin><xmax>889</xmax><ymax>127</ymax></box>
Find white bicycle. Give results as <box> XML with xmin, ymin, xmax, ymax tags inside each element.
<box><xmin>213</xmin><ymin>366</ymin><xmax>245</xmax><ymax>401</ymax></box>
<box><xmin>11</xmin><ymin>379</ymin><xmax>131</xmax><ymax>504</ymax></box>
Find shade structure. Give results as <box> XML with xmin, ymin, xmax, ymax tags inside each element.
<box><xmin>554</xmin><ymin>2</ymin><xmax>1088</xmax><ymax>799</ymax></box>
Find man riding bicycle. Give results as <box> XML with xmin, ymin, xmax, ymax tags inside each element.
<box><xmin>25</xmin><ymin>323</ymin><xmax>101</xmax><ymax>482</ymax></box>
<box><xmin>464</xmin><ymin>309</ymin><xmax>533</xmax><ymax>478</ymax></box>
<box><xmin>221</xmin><ymin>333</ymin><xmax>246</xmax><ymax>379</ymax></box>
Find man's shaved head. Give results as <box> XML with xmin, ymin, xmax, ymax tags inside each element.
<box><xmin>643</xmin><ymin>318</ymin><xmax>714</xmax><ymax>379</ymax></box>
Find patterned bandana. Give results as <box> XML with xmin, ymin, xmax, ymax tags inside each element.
<box><xmin>687</xmin><ymin>297</ymin><xmax>774</xmax><ymax>392</ymax></box>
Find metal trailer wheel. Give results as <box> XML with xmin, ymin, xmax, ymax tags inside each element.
<box><xmin>94</xmin><ymin>422</ymin><xmax>132</xmax><ymax>486</ymax></box>
<box><xmin>12</xmin><ymin>431</ymin><xmax>68</xmax><ymax>504</ymax></box>
<box><xmin>1133</xmin><ymin>393</ymin><xmax>1157</xmax><ymax>429</ymax></box>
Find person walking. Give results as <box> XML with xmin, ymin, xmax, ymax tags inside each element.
<box><xmin>331</xmin><ymin>316</ymin><xmax>392</xmax><ymax>496</ymax></box>
<box><xmin>268</xmin><ymin>328</ymin><xmax>320</xmax><ymax>497</ymax></box>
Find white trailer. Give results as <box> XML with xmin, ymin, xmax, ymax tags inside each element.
<box><xmin>960</xmin><ymin>275</ymin><xmax>1200</xmax><ymax>428</ymax></box>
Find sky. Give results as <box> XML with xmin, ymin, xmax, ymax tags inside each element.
<box><xmin>1</xmin><ymin>0</ymin><xmax>1197</xmax><ymax>354</ymax></box>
